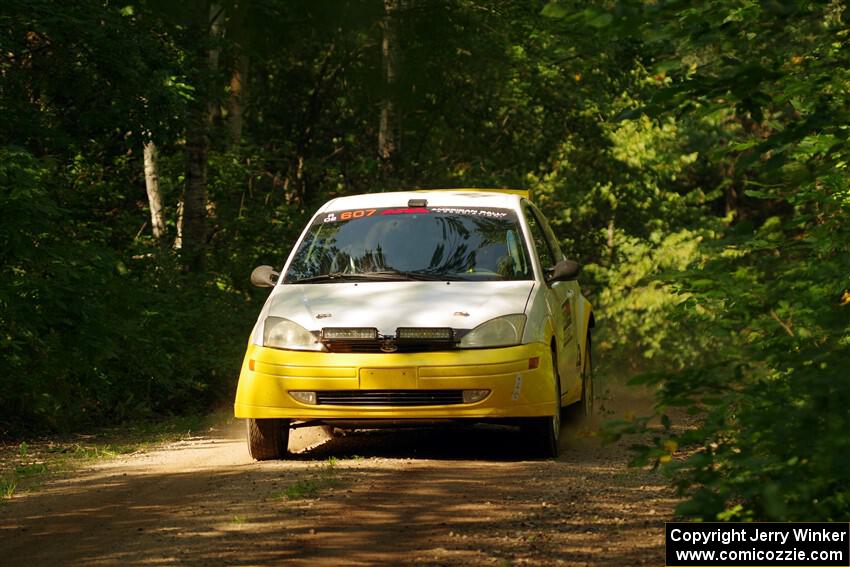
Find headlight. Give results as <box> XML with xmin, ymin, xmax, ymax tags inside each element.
<box><xmin>262</xmin><ymin>317</ymin><xmax>324</xmax><ymax>351</ymax></box>
<box><xmin>459</xmin><ymin>314</ymin><xmax>526</xmax><ymax>348</ymax></box>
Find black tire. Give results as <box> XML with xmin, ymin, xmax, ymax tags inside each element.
<box><xmin>247</xmin><ymin>418</ymin><xmax>290</xmax><ymax>460</ymax></box>
<box><xmin>527</xmin><ymin>414</ymin><xmax>560</xmax><ymax>459</ymax></box>
<box><xmin>580</xmin><ymin>333</ymin><xmax>594</xmax><ymax>417</ymax></box>
<box><xmin>523</xmin><ymin>351</ymin><xmax>561</xmax><ymax>459</ymax></box>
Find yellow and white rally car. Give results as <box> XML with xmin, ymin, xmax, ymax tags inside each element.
<box><xmin>234</xmin><ymin>189</ymin><xmax>594</xmax><ymax>459</ymax></box>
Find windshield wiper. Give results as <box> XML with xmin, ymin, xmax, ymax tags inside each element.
<box><xmin>290</xmin><ymin>270</ymin><xmax>459</xmax><ymax>284</ymax></box>
<box><xmin>288</xmin><ymin>272</ymin><xmax>363</xmax><ymax>283</ymax></box>
<box><xmin>362</xmin><ymin>270</ymin><xmax>455</xmax><ymax>281</ymax></box>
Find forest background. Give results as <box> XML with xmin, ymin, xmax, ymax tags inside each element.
<box><xmin>1</xmin><ymin>0</ymin><xmax>848</xmax><ymax>522</ymax></box>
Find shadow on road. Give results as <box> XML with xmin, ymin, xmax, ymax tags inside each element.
<box><xmin>0</xmin><ymin>418</ymin><xmax>674</xmax><ymax>566</ymax></box>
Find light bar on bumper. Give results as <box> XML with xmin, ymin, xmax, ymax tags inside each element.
<box><xmin>320</xmin><ymin>327</ymin><xmax>379</xmax><ymax>341</ymax></box>
<box><xmin>395</xmin><ymin>327</ymin><xmax>455</xmax><ymax>342</ymax></box>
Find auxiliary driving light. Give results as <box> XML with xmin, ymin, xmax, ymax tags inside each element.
<box><xmin>289</xmin><ymin>391</ymin><xmax>317</xmax><ymax>405</ymax></box>
<box><xmin>396</xmin><ymin>327</ymin><xmax>454</xmax><ymax>341</ymax></box>
<box><xmin>462</xmin><ymin>389</ymin><xmax>490</xmax><ymax>403</ymax></box>
<box><xmin>321</xmin><ymin>327</ymin><xmax>379</xmax><ymax>341</ymax></box>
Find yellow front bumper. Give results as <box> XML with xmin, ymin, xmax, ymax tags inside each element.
<box><xmin>234</xmin><ymin>342</ymin><xmax>556</xmax><ymax>420</ymax></box>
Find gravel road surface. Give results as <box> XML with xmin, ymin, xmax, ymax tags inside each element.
<box><xmin>0</xmin><ymin>411</ymin><xmax>675</xmax><ymax>566</ymax></box>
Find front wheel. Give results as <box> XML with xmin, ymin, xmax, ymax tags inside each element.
<box><xmin>247</xmin><ymin>418</ymin><xmax>290</xmax><ymax>460</ymax></box>
<box><xmin>523</xmin><ymin>353</ymin><xmax>561</xmax><ymax>458</ymax></box>
<box><xmin>525</xmin><ymin>413</ymin><xmax>560</xmax><ymax>459</ymax></box>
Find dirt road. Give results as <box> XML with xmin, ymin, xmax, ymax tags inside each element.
<box><xmin>0</xmin><ymin>414</ymin><xmax>675</xmax><ymax>566</ymax></box>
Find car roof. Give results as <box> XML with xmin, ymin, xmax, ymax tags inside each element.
<box><xmin>317</xmin><ymin>189</ymin><xmax>526</xmax><ymax>213</ymax></box>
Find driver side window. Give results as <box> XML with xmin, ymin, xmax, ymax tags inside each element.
<box><xmin>524</xmin><ymin>205</ymin><xmax>555</xmax><ymax>271</ymax></box>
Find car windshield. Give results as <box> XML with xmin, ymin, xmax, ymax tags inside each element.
<box><xmin>284</xmin><ymin>205</ymin><xmax>533</xmax><ymax>283</ymax></box>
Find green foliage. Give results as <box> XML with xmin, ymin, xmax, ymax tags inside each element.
<box><xmin>3</xmin><ymin>0</ymin><xmax>847</xmax><ymax>525</ymax></box>
<box><xmin>0</xmin><ymin>0</ymin><xmax>185</xmax><ymax>152</ymax></box>
<box><xmin>0</xmin><ymin>148</ymin><xmax>254</xmax><ymax>433</ymax></box>
<box><xmin>644</xmin><ymin>187</ymin><xmax>850</xmax><ymax>521</ymax></box>
<box><xmin>528</xmin><ymin>69</ymin><xmax>715</xmax><ymax>378</ymax></box>
<box><xmin>596</xmin><ymin>0</ymin><xmax>850</xmax><ymax>521</ymax></box>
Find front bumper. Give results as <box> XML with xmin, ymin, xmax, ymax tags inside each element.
<box><xmin>234</xmin><ymin>342</ymin><xmax>556</xmax><ymax>420</ymax></box>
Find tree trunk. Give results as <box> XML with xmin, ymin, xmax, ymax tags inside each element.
<box><xmin>181</xmin><ymin>0</ymin><xmax>213</xmax><ymax>272</ymax></box>
<box><xmin>229</xmin><ymin>55</ymin><xmax>248</xmax><ymax>146</ymax></box>
<box><xmin>228</xmin><ymin>0</ymin><xmax>250</xmax><ymax>147</ymax></box>
<box><xmin>143</xmin><ymin>141</ymin><xmax>165</xmax><ymax>240</ymax></box>
<box><xmin>208</xmin><ymin>3</ymin><xmax>224</xmax><ymax>125</ymax></box>
<box><xmin>183</xmin><ymin>109</ymin><xmax>208</xmax><ymax>270</ymax></box>
<box><xmin>174</xmin><ymin>199</ymin><xmax>184</xmax><ymax>250</ymax></box>
<box><xmin>378</xmin><ymin>0</ymin><xmax>401</xmax><ymax>182</ymax></box>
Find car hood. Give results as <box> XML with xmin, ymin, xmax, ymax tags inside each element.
<box><xmin>265</xmin><ymin>280</ymin><xmax>535</xmax><ymax>334</ymax></box>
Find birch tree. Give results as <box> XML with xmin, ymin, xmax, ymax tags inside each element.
<box><xmin>143</xmin><ymin>140</ymin><xmax>166</xmax><ymax>239</ymax></box>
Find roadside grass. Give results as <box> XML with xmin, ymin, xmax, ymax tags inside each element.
<box><xmin>275</xmin><ymin>457</ymin><xmax>341</xmax><ymax>501</ymax></box>
<box><xmin>1</xmin><ymin>477</ymin><xmax>16</xmax><ymax>499</ymax></box>
<box><xmin>0</xmin><ymin>410</ymin><xmax>233</xmax><ymax>502</ymax></box>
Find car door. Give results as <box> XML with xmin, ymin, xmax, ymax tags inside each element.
<box><xmin>522</xmin><ymin>203</ymin><xmax>579</xmax><ymax>403</ymax></box>
<box><xmin>537</xmin><ymin>207</ymin><xmax>583</xmax><ymax>386</ymax></box>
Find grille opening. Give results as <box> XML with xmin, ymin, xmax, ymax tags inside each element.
<box><xmin>315</xmin><ymin>390</ymin><xmax>465</xmax><ymax>406</ymax></box>
<box><xmin>324</xmin><ymin>341</ymin><xmax>458</xmax><ymax>353</ymax></box>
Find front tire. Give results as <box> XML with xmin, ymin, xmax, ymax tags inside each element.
<box><xmin>529</xmin><ymin>412</ymin><xmax>560</xmax><ymax>459</ymax></box>
<box><xmin>523</xmin><ymin>351</ymin><xmax>561</xmax><ymax>458</ymax></box>
<box><xmin>247</xmin><ymin>418</ymin><xmax>290</xmax><ymax>460</ymax></box>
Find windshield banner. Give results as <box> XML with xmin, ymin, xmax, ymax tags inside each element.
<box><xmin>317</xmin><ymin>206</ymin><xmax>513</xmax><ymax>225</ymax></box>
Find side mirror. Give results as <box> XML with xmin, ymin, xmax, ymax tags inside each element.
<box><xmin>250</xmin><ymin>265</ymin><xmax>279</xmax><ymax>288</ymax></box>
<box><xmin>548</xmin><ymin>259</ymin><xmax>580</xmax><ymax>283</ymax></box>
